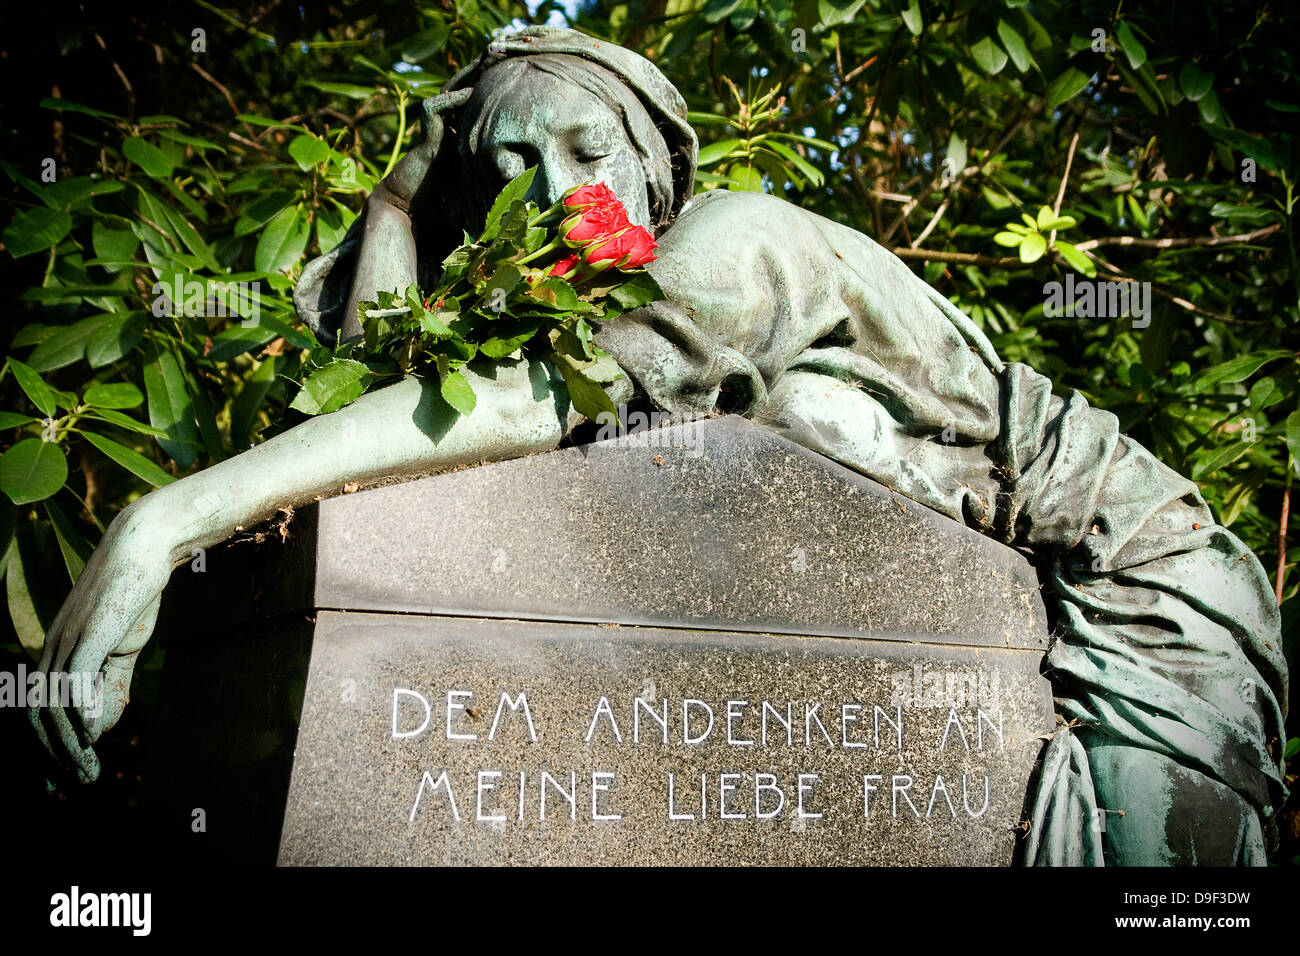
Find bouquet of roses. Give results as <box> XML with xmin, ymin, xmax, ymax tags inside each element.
<box><xmin>290</xmin><ymin>169</ymin><xmax>663</xmax><ymax>421</ymax></box>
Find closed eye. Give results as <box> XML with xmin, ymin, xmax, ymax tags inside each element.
<box><xmin>568</xmin><ymin>128</ymin><xmax>617</xmax><ymax>165</ymax></box>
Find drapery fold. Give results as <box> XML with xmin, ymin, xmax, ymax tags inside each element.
<box><xmin>591</xmin><ymin>188</ymin><xmax>1288</xmax><ymax>864</ymax></box>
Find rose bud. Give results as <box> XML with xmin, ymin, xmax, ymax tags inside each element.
<box><xmin>559</xmin><ymin>203</ymin><xmax>633</xmax><ymax>247</ymax></box>
<box><xmin>561</xmin><ymin>182</ymin><xmax>621</xmax><ymax>212</ymax></box>
<box><xmin>615</xmin><ymin>225</ymin><xmax>657</xmax><ymax>269</ymax></box>
<box><xmin>584</xmin><ymin>225</ymin><xmax>657</xmax><ymax>271</ymax></box>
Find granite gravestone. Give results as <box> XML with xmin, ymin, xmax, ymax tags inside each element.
<box><xmin>147</xmin><ymin>416</ymin><xmax>1054</xmax><ymax>865</ymax></box>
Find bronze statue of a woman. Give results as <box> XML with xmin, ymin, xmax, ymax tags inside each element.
<box><xmin>30</xmin><ymin>26</ymin><xmax>1288</xmax><ymax>866</ymax></box>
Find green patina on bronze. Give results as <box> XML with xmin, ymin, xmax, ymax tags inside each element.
<box><xmin>31</xmin><ymin>26</ymin><xmax>1287</xmax><ymax>866</ymax></box>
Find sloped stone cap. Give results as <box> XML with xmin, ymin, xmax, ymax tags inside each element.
<box><xmin>307</xmin><ymin>415</ymin><xmax>1048</xmax><ymax>649</ymax></box>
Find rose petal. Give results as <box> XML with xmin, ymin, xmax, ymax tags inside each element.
<box><xmin>548</xmin><ymin>254</ymin><xmax>582</xmax><ymax>278</ymax></box>
<box><xmin>562</xmin><ymin>182</ymin><xmax>620</xmax><ymax>211</ymax></box>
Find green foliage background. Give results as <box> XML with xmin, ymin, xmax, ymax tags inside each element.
<box><xmin>0</xmin><ymin>0</ymin><xmax>1296</xmax><ymax>856</ymax></box>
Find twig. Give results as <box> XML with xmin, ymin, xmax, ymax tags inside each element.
<box><xmin>910</xmin><ymin>197</ymin><xmax>950</xmax><ymax>248</ymax></box>
<box><xmin>190</xmin><ymin>61</ymin><xmax>240</xmax><ymax>117</ymax></box>
<box><xmin>784</xmin><ymin>55</ymin><xmax>879</xmax><ymax>124</ymax></box>
<box><xmin>881</xmin><ymin>102</ymin><xmax>1041</xmax><ymax>247</ymax></box>
<box><xmin>624</xmin><ymin>0</ymin><xmax>671</xmax><ymax>50</ymax></box>
<box><xmin>194</xmin><ymin>0</ymin><xmax>275</xmax><ymax>42</ymax></box>
<box><xmin>223</xmin><ymin>129</ymin><xmax>280</xmax><ymax>156</ymax></box>
<box><xmin>92</xmin><ymin>32</ymin><xmax>135</xmax><ymax>120</ymax></box>
<box><xmin>190</xmin><ymin>61</ymin><xmax>261</xmax><ymax>142</ymax></box>
<box><xmin>1085</xmin><ymin>253</ymin><xmax>1239</xmax><ymax>323</ymax></box>
<box><xmin>1049</xmin><ymin>123</ymin><xmax>1082</xmax><ymax>247</ymax></box>
<box><xmin>280</xmin><ymin>107</ymin><xmax>362</xmax><ymax>128</ymax></box>
<box><xmin>851</xmin><ymin>30</ymin><xmax>900</xmax><ymax>235</ymax></box>
<box><xmin>890</xmin><ymin>247</ymin><xmax>1022</xmax><ymax>268</ymax></box>
<box><xmin>1074</xmin><ymin>223</ymin><xmax>1282</xmax><ymax>251</ymax></box>
<box><xmin>1278</xmin><ymin>462</ymin><xmax>1292</xmax><ymax>605</ymax></box>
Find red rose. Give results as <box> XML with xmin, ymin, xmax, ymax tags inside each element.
<box><xmin>548</xmin><ymin>254</ymin><xmax>581</xmax><ymax>278</ymax></box>
<box><xmin>560</xmin><ymin>203</ymin><xmax>632</xmax><ymax>246</ymax></box>
<box><xmin>585</xmin><ymin>224</ymin><xmax>657</xmax><ymax>270</ymax></box>
<box><xmin>562</xmin><ymin>182</ymin><xmax>620</xmax><ymax>212</ymax></box>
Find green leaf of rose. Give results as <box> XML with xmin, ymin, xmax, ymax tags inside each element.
<box><xmin>290</xmin><ymin>359</ymin><xmax>371</xmax><ymax>415</ymax></box>
<box><xmin>609</xmin><ymin>272</ymin><xmax>665</xmax><ymax>310</ymax></box>
<box><xmin>439</xmin><ymin>368</ymin><xmax>477</xmax><ymax>416</ymax></box>
<box><xmin>480</xmin><ymin>318</ymin><xmax>544</xmax><ymax>358</ymax></box>
<box><xmin>526</xmin><ymin>276</ymin><xmax>585</xmax><ymax>312</ymax></box>
<box><xmin>480</xmin><ymin>167</ymin><xmax>537</xmax><ymax>243</ymax></box>
<box><xmin>553</xmin><ymin>351</ymin><xmax>617</xmax><ymax>422</ymax></box>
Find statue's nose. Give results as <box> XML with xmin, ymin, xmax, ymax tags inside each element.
<box><xmin>528</xmin><ymin>149</ymin><xmax>582</xmax><ymax>209</ymax></box>
<box><xmin>526</xmin><ymin>167</ymin><xmax>557</xmax><ymax>209</ymax></box>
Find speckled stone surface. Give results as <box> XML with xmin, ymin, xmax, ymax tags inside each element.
<box><xmin>278</xmin><ymin>613</ymin><xmax>1052</xmax><ymax>865</ymax></box>
<box><xmin>309</xmin><ymin>416</ymin><xmax>1049</xmax><ymax>649</ymax></box>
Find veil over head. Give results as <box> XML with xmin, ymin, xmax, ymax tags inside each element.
<box><xmin>293</xmin><ymin>26</ymin><xmax>697</xmax><ymax>345</ymax></box>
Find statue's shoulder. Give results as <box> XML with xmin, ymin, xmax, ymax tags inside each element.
<box><xmin>675</xmin><ymin>187</ymin><xmax>792</xmax><ymax>222</ymax></box>
<box><xmin>663</xmin><ymin>189</ymin><xmax>811</xmax><ymax>252</ymax></box>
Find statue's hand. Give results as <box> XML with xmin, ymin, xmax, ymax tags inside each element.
<box><xmin>377</xmin><ymin>89</ymin><xmax>472</xmax><ymax>210</ymax></box>
<box><xmin>27</xmin><ymin>497</ymin><xmax>174</xmax><ymax>783</ymax></box>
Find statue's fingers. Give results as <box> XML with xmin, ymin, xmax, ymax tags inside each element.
<box><xmin>29</xmin><ymin>705</ymin><xmax>80</xmax><ymax>785</ymax></box>
<box><xmin>60</xmin><ymin>584</ymin><xmax>160</xmax><ymax>744</ymax></box>
<box><xmin>40</xmin><ymin>696</ymin><xmax>100</xmax><ymax>783</ymax></box>
<box><xmin>37</xmin><ymin>648</ymin><xmax>95</xmax><ymax>751</ymax></box>
<box><xmin>63</xmin><ymin>576</ymin><xmax>145</xmax><ymax>677</ymax></box>
<box><xmin>49</xmin><ymin>603</ymin><xmax>87</xmax><ymax>674</ymax></box>
<box><xmin>66</xmin><ymin>601</ymin><xmax>143</xmax><ymax>738</ymax></box>
<box><xmin>384</xmin><ymin>90</ymin><xmax>471</xmax><ymax>203</ymax></box>
<box><xmin>422</xmin><ymin>87</ymin><xmax>471</xmax><ymax>125</ymax></box>
<box><xmin>36</xmin><ymin>621</ymin><xmax>59</xmax><ymax>672</ymax></box>
<box><xmin>39</xmin><ymin>600</ymin><xmax>76</xmax><ymax>673</ymax></box>
<box><xmin>30</xmin><ymin>614</ymin><xmax>76</xmax><ymax>762</ymax></box>
<box><xmin>28</xmin><ymin>699</ymin><xmax>55</xmax><ymax>758</ymax></box>
<box><xmin>86</xmin><ymin>652</ymin><xmax>138</xmax><ymax>742</ymax></box>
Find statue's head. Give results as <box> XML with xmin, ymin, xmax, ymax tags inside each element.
<box><xmin>457</xmin><ymin>55</ymin><xmax>665</xmax><ymax>230</ymax></box>
<box><xmin>295</xmin><ymin>28</ymin><xmax>696</xmax><ymax>343</ymax></box>
<box><xmin>425</xmin><ymin>27</ymin><xmax>698</xmax><ymax>237</ymax></box>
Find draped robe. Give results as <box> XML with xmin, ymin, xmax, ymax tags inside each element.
<box><xmin>591</xmin><ymin>188</ymin><xmax>1289</xmax><ymax>865</ymax></box>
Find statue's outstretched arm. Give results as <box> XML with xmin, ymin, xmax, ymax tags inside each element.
<box><xmin>30</xmin><ymin>355</ymin><xmax>623</xmax><ymax>782</ymax></box>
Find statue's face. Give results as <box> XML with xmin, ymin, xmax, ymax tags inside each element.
<box><xmin>473</xmin><ymin>68</ymin><xmax>652</xmax><ymax>229</ymax></box>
